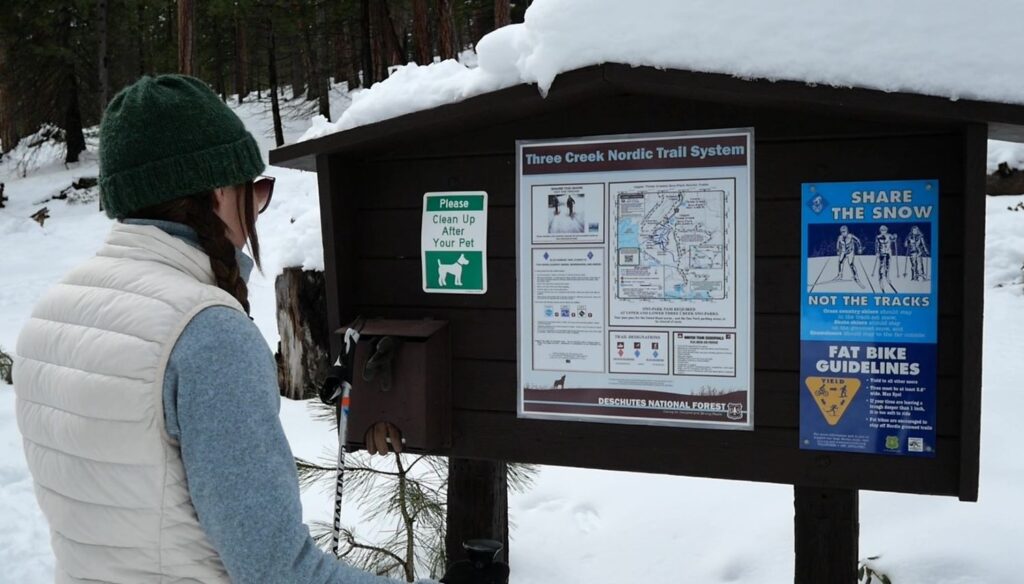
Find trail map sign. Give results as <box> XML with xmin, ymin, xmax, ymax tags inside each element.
<box><xmin>800</xmin><ymin>180</ymin><xmax>939</xmax><ymax>456</ymax></box>
<box><xmin>516</xmin><ymin>130</ymin><xmax>754</xmax><ymax>429</ymax></box>
<box><xmin>422</xmin><ymin>191</ymin><xmax>488</xmax><ymax>294</ymax></box>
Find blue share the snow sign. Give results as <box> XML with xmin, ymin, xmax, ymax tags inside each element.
<box><xmin>800</xmin><ymin>180</ymin><xmax>938</xmax><ymax>457</ymax></box>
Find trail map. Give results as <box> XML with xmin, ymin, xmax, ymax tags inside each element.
<box><xmin>516</xmin><ymin>131</ymin><xmax>753</xmax><ymax>430</ymax></box>
<box><xmin>615</xmin><ymin>183</ymin><xmax>727</xmax><ymax>302</ymax></box>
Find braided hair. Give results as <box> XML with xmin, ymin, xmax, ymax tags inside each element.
<box><xmin>126</xmin><ymin>184</ymin><xmax>261</xmax><ymax>315</ymax></box>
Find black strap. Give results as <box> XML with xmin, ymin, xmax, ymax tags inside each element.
<box><xmin>319</xmin><ymin>318</ymin><xmax>364</xmax><ymax>405</ymax></box>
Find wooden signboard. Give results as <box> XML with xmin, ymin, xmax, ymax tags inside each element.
<box><xmin>269</xmin><ymin>63</ymin><xmax>1018</xmax><ymax>580</ymax></box>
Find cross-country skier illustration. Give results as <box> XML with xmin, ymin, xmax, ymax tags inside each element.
<box><xmin>874</xmin><ymin>225</ymin><xmax>899</xmax><ymax>292</ymax></box>
<box><xmin>806</xmin><ymin>224</ymin><xmax>872</xmax><ymax>293</ymax></box>
<box><xmin>904</xmin><ymin>225</ymin><xmax>929</xmax><ymax>281</ymax></box>
<box><xmin>835</xmin><ymin>225</ymin><xmax>863</xmax><ymax>285</ymax></box>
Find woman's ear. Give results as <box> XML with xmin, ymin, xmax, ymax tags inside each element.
<box><xmin>211</xmin><ymin>186</ymin><xmax>229</xmax><ymax>213</ymax></box>
<box><xmin>209</xmin><ymin>186</ymin><xmax>244</xmax><ymax>246</ymax></box>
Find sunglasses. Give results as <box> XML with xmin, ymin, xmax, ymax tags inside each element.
<box><xmin>253</xmin><ymin>175</ymin><xmax>275</xmax><ymax>214</ymax></box>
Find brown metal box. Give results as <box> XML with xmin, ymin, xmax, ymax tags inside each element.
<box><xmin>345</xmin><ymin>319</ymin><xmax>451</xmax><ymax>451</ymax></box>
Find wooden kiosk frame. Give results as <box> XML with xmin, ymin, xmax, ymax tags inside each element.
<box><xmin>271</xmin><ymin>64</ymin><xmax>1024</xmax><ymax>581</ymax></box>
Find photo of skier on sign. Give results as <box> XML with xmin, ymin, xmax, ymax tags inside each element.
<box><xmin>547</xmin><ymin>193</ymin><xmax>586</xmax><ymax>234</ymax></box>
<box><xmin>874</xmin><ymin>225</ymin><xmax>899</xmax><ymax>293</ymax></box>
<box><xmin>835</xmin><ymin>225</ymin><xmax>864</xmax><ymax>287</ymax></box>
<box><xmin>904</xmin><ymin>225</ymin><xmax>930</xmax><ymax>282</ymax></box>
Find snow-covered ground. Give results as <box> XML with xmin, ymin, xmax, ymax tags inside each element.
<box><xmin>988</xmin><ymin>140</ymin><xmax>1024</xmax><ymax>173</ymax></box>
<box><xmin>3</xmin><ymin>84</ymin><xmax>1024</xmax><ymax>583</ymax></box>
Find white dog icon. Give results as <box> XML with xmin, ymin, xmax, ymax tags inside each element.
<box><xmin>438</xmin><ymin>254</ymin><xmax>470</xmax><ymax>287</ymax></box>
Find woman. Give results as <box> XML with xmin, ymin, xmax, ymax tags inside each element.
<box><xmin>14</xmin><ymin>74</ymin><xmax>405</xmax><ymax>583</ymax></box>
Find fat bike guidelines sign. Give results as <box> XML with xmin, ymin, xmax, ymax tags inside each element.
<box><xmin>800</xmin><ymin>180</ymin><xmax>938</xmax><ymax>456</ymax></box>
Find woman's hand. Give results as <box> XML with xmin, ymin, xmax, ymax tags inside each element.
<box><xmin>364</xmin><ymin>422</ymin><xmax>403</xmax><ymax>455</ymax></box>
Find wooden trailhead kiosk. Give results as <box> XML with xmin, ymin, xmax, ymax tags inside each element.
<box><xmin>270</xmin><ymin>63</ymin><xmax>1024</xmax><ymax>583</ymax></box>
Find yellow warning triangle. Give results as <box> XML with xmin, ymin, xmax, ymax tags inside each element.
<box><xmin>804</xmin><ymin>376</ymin><xmax>861</xmax><ymax>426</ymax></box>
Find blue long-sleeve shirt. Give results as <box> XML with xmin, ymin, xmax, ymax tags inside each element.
<box><xmin>122</xmin><ymin>219</ymin><xmax>403</xmax><ymax>584</ymax></box>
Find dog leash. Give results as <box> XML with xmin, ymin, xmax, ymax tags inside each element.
<box><xmin>319</xmin><ymin>317</ymin><xmax>364</xmax><ymax>557</ymax></box>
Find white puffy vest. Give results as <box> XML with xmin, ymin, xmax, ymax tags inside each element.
<box><xmin>14</xmin><ymin>222</ymin><xmax>242</xmax><ymax>583</ymax></box>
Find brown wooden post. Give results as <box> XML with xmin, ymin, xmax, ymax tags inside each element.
<box><xmin>794</xmin><ymin>487</ymin><xmax>858</xmax><ymax>584</ymax></box>
<box><xmin>446</xmin><ymin>458</ymin><xmax>509</xmax><ymax>565</ymax></box>
<box><xmin>959</xmin><ymin>123</ymin><xmax>987</xmax><ymax>502</ymax></box>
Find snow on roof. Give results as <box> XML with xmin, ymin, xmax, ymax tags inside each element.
<box><xmin>300</xmin><ymin>0</ymin><xmax>1024</xmax><ymax>143</ymax></box>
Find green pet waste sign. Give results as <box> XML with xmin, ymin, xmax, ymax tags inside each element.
<box><xmin>422</xmin><ymin>191</ymin><xmax>488</xmax><ymax>294</ymax></box>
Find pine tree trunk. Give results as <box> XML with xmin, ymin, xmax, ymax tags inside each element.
<box><xmin>360</xmin><ymin>0</ymin><xmax>374</xmax><ymax>85</ymax></box>
<box><xmin>298</xmin><ymin>16</ymin><xmax>318</xmax><ymax>101</ymax></box>
<box><xmin>291</xmin><ymin>40</ymin><xmax>306</xmax><ymax>100</ymax></box>
<box><xmin>370</xmin><ymin>2</ymin><xmax>386</xmax><ymax>81</ymax></box>
<box><xmin>267</xmin><ymin>19</ymin><xmax>284</xmax><ymax>147</ymax></box>
<box><xmin>472</xmin><ymin>2</ymin><xmax>494</xmax><ymax>47</ymax></box>
<box><xmin>177</xmin><ymin>0</ymin><xmax>195</xmax><ymax>75</ymax></box>
<box><xmin>315</xmin><ymin>0</ymin><xmax>331</xmax><ymax>120</ymax></box>
<box><xmin>0</xmin><ymin>42</ymin><xmax>14</xmax><ymax>154</ymax></box>
<box><xmin>368</xmin><ymin>0</ymin><xmax>404</xmax><ymax>79</ymax></box>
<box><xmin>381</xmin><ymin>1</ymin><xmax>405</xmax><ymax>68</ymax></box>
<box><xmin>96</xmin><ymin>0</ymin><xmax>110</xmax><ymax>113</ymax></box>
<box><xmin>494</xmin><ymin>0</ymin><xmax>510</xmax><ymax>28</ymax></box>
<box><xmin>253</xmin><ymin>36</ymin><xmax>262</xmax><ymax>100</ymax></box>
<box><xmin>437</xmin><ymin>0</ymin><xmax>456</xmax><ymax>60</ymax></box>
<box><xmin>412</xmin><ymin>0</ymin><xmax>431</xmax><ymax>64</ymax></box>
<box><xmin>335</xmin><ymin>20</ymin><xmax>354</xmax><ymax>90</ymax></box>
<box><xmin>344</xmin><ymin>20</ymin><xmax>360</xmax><ymax>89</ymax></box>
<box><xmin>512</xmin><ymin>0</ymin><xmax>531</xmax><ymax>23</ymax></box>
<box><xmin>136</xmin><ymin>2</ymin><xmax>146</xmax><ymax>76</ymax></box>
<box><xmin>64</xmin><ymin>68</ymin><xmax>86</xmax><ymax>164</ymax></box>
<box><xmin>235</xmin><ymin>12</ymin><xmax>248</xmax><ymax>103</ymax></box>
<box><xmin>166</xmin><ymin>3</ymin><xmax>175</xmax><ymax>72</ymax></box>
<box><xmin>0</xmin><ymin>84</ymin><xmax>9</xmax><ymax>154</ymax></box>
<box><xmin>215</xmin><ymin>22</ymin><xmax>226</xmax><ymax>101</ymax></box>
<box><xmin>60</xmin><ymin>5</ymin><xmax>85</xmax><ymax>164</ymax></box>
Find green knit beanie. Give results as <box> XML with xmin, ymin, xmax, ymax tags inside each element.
<box><xmin>99</xmin><ymin>74</ymin><xmax>265</xmax><ymax>219</ymax></box>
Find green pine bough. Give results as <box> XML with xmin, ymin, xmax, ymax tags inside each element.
<box><xmin>296</xmin><ymin>400</ymin><xmax>537</xmax><ymax>582</ymax></box>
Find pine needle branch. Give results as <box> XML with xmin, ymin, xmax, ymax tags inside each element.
<box><xmin>341</xmin><ymin>531</ymin><xmax>407</xmax><ymax>568</ymax></box>
<box><xmin>295</xmin><ymin>456</ymin><xmax>335</xmax><ymax>491</ymax></box>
